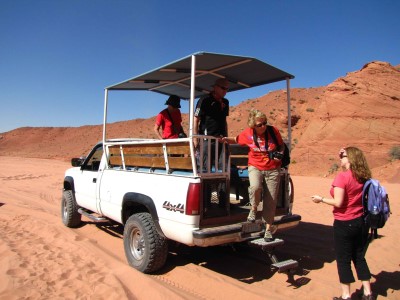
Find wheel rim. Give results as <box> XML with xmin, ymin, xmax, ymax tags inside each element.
<box><xmin>130</xmin><ymin>227</ymin><xmax>145</xmax><ymax>261</ymax></box>
<box><xmin>62</xmin><ymin>198</ymin><xmax>68</xmax><ymax>220</ymax></box>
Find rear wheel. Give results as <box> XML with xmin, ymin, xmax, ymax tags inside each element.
<box><xmin>123</xmin><ymin>213</ymin><xmax>168</xmax><ymax>273</ymax></box>
<box><xmin>288</xmin><ymin>176</ymin><xmax>294</xmax><ymax>203</ymax></box>
<box><xmin>61</xmin><ymin>190</ymin><xmax>82</xmax><ymax>227</ymax></box>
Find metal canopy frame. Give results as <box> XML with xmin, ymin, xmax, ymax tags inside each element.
<box><xmin>103</xmin><ymin>51</ymin><xmax>294</xmax><ymax>148</ymax></box>
<box><xmin>106</xmin><ymin>51</ymin><xmax>294</xmax><ymax>99</ymax></box>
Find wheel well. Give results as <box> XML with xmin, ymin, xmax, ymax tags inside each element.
<box><xmin>122</xmin><ymin>192</ymin><xmax>164</xmax><ymax>237</ymax></box>
<box><xmin>64</xmin><ymin>176</ymin><xmax>75</xmax><ymax>191</ymax></box>
<box><xmin>122</xmin><ymin>202</ymin><xmax>149</xmax><ymax>224</ymax></box>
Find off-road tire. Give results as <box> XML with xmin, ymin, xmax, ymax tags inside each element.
<box><xmin>123</xmin><ymin>212</ymin><xmax>168</xmax><ymax>273</ymax></box>
<box><xmin>61</xmin><ymin>190</ymin><xmax>82</xmax><ymax>228</ymax></box>
<box><xmin>288</xmin><ymin>176</ymin><xmax>294</xmax><ymax>203</ymax></box>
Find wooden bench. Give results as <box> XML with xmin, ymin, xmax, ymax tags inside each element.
<box><xmin>108</xmin><ymin>142</ymin><xmax>193</xmax><ymax>170</ymax></box>
<box><xmin>229</xmin><ymin>144</ymin><xmax>249</xmax><ymax>168</ymax></box>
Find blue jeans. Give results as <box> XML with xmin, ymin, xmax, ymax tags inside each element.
<box><xmin>333</xmin><ymin>216</ymin><xmax>371</xmax><ymax>283</ymax></box>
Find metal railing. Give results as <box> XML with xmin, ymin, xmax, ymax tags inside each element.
<box><xmin>102</xmin><ymin>136</ymin><xmax>230</xmax><ymax>178</ymax></box>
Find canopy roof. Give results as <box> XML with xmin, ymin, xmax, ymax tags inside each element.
<box><xmin>106</xmin><ymin>52</ymin><xmax>294</xmax><ymax>99</ymax></box>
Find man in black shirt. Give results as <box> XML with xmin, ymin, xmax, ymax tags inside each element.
<box><xmin>194</xmin><ymin>78</ymin><xmax>229</xmax><ymax>172</ymax></box>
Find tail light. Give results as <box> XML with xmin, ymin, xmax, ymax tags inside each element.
<box><xmin>186</xmin><ymin>183</ymin><xmax>200</xmax><ymax>215</ymax></box>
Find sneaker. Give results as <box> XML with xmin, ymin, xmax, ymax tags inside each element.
<box><xmin>264</xmin><ymin>230</ymin><xmax>274</xmax><ymax>242</ymax></box>
<box><xmin>247</xmin><ymin>210</ymin><xmax>256</xmax><ymax>222</ymax></box>
<box><xmin>269</xmin><ymin>224</ymin><xmax>278</xmax><ymax>234</ymax></box>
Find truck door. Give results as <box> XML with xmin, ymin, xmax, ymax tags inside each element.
<box><xmin>73</xmin><ymin>144</ymin><xmax>103</xmax><ymax>213</ymax></box>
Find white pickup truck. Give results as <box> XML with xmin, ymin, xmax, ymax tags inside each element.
<box><xmin>62</xmin><ymin>52</ymin><xmax>301</xmax><ymax>274</ymax></box>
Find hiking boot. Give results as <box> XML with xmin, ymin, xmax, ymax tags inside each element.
<box><xmin>361</xmin><ymin>294</ymin><xmax>376</xmax><ymax>300</ymax></box>
<box><xmin>264</xmin><ymin>230</ymin><xmax>274</xmax><ymax>242</ymax></box>
<box><xmin>247</xmin><ymin>210</ymin><xmax>256</xmax><ymax>222</ymax></box>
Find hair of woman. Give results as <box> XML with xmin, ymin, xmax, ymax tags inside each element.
<box><xmin>248</xmin><ymin>109</ymin><xmax>267</xmax><ymax>128</ymax></box>
<box><xmin>345</xmin><ymin>146</ymin><xmax>372</xmax><ymax>183</ymax></box>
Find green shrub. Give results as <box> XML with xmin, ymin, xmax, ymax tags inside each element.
<box><xmin>329</xmin><ymin>163</ymin><xmax>339</xmax><ymax>174</ymax></box>
<box><xmin>389</xmin><ymin>146</ymin><xmax>400</xmax><ymax>160</ymax></box>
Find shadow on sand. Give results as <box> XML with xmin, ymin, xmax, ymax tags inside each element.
<box><xmin>84</xmin><ymin>220</ymin><xmax>399</xmax><ymax>296</ymax></box>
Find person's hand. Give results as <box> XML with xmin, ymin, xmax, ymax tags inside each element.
<box><xmin>311</xmin><ymin>195</ymin><xmax>323</xmax><ymax>203</ymax></box>
<box><xmin>221</xmin><ymin>137</ymin><xmax>228</xmax><ymax>144</ymax></box>
<box><xmin>193</xmin><ymin>138</ymin><xmax>199</xmax><ymax>149</ymax></box>
<box><xmin>221</xmin><ymin>137</ymin><xmax>234</xmax><ymax>144</ymax></box>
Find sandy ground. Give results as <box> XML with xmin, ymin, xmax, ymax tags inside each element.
<box><xmin>0</xmin><ymin>156</ymin><xmax>398</xmax><ymax>300</ymax></box>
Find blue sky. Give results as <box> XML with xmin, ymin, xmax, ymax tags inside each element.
<box><xmin>0</xmin><ymin>0</ymin><xmax>399</xmax><ymax>133</ymax></box>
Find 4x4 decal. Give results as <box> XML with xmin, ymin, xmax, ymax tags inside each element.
<box><xmin>162</xmin><ymin>201</ymin><xmax>184</xmax><ymax>213</ymax></box>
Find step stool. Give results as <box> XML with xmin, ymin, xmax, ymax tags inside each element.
<box><xmin>248</xmin><ymin>238</ymin><xmax>298</xmax><ymax>273</ymax></box>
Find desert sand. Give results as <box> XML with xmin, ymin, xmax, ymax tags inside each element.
<box><xmin>0</xmin><ymin>156</ymin><xmax>398</xmax><ymax>299</ymax></box>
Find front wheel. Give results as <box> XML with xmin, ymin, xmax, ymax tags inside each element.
<box><xmin>123</xmin><ymin>213</ymin><xmax>168</xmax><ymax>273</ymax></box>
<box><xmin>61</xmin><ymin>190</ymin><xmax>81</xmax><ymax>228</ymax></box>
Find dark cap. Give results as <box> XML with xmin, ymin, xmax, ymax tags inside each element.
<box><xmin>165</xmin><ymin>95</ymin><xmax>181</xmax><ymax>108</ymax></box>
<box><xmin>212</xmin><ymin>78</ymin><xmax>229</xmax><ymax>89</ymax></box>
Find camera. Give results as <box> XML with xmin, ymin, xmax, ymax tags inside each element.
<box><xmin>269</xmin><ymin>151</ymin><xmax>283</xmax><ymax>160</ymax></box>
<box><xmin>178</xmin><ymin>132</ymin><xmax>187</xmax><ymax>138</ymax></box>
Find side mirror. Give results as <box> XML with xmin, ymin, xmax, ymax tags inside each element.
<box><xmin>71</xmin><ymin>157</ymin><xmax>85</xmax><ymax>167</ymax></box>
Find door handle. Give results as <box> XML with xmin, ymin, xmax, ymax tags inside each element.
<box><xmin>93</xmin><ymin>178</ymin><xmax>97</xmax><ymax>183</ymax></box>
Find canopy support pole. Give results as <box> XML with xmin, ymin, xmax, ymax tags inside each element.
<box><xmin>103</xmin><ymin>89</ymin><xmax>109</xmax><ymax>143</ymax></box>
<box><xmin>189</xmin><ymin>55</ymin><xmax>198</xmax><ymax>176</ymax></box>
<box><xmin>189</xmin><ymin>55</ymin><xmax>196</xmax><ymax>137</ymax></box>
<box><xmin>286</xmin><ymin>78</ymin><xmax>292</xmax><ymax>151</ymax></box>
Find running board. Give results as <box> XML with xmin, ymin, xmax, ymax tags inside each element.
<box><xmin>248</xmin><ymin>238</ymin><xmax>298</xmax><ymax>273</ymax></box>
<box><xmin>78</xmin><ymin>208</ymin><xmax>108</xmax><ymax>222</ymax></box>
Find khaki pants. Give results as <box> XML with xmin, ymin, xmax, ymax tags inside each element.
<box><xmin>248</xmin><ymin>166</ymin><xmax>281</xmax><ymax>225</ymax></box>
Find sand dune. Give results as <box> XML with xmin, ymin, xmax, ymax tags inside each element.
<box><xmin>0</xmin><ymin>156</ymin><xmax>398</xmax><ymax>299</ymax></box>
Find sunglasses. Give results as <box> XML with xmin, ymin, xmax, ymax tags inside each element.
<box><xmin>217</xmin><ymin>85</ymin><xmax>228</xmax><ymax>91</ymax></box>
<box><xmin>339</xmin><ymin>153</ymin><xmax>347</xmax><ymax>159</ymax></box>
<box><xmin>255</xmin><ymin>121</ymin><xmax>268</xmax><ymax>128</ymax></box>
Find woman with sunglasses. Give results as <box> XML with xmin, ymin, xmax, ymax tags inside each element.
<box><xmin>223</xmin><ymin>109</ymin><xmax>284</xmax><ymax>242</ymax></box>
<box><xmin>311</xmin><ymin>147</ymin><xmax>374</xmax><ymax>300</ymax></box>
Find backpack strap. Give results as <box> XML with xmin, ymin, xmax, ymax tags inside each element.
<box><xmin>266</xmin><ymin>126</ymin><xmax>276</xmax><ymax>145</ymax></box>
<box><xmin>252</xmin><ymin>125</ymin><xmax>283</xmax><ymax>152</ymax></box>
<box><xmin>165</xmin><ymin>109</ymin><xmax>181</xmax><ymax>135</ymax></box>
<box><xmin>362</xmin><ymin>180</ymin><xmax>372</xmax><ymax>217</ymax></box>
<box><xmin>362</xmin><ymin>179</ymin><xmax>377</xmax><ymax>242</ymax></box>
<box><xmin>266</xmin><ymin>126</ymin><xmax>284</xmax><ymax>151</ymax></box>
